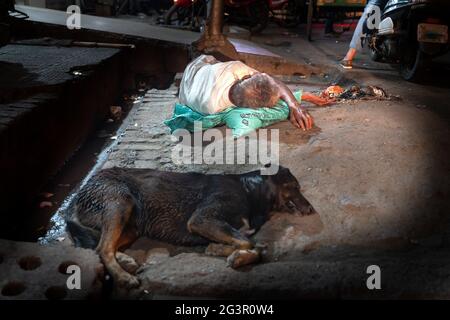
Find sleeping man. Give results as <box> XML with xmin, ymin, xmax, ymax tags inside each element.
<box><xmin>179</xmin><ymin>55</ymin><xmax>333</xmax><ymax>131</ymax></box>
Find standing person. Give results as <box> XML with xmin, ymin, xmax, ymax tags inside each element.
<box><xmin>340</xmin><ymin>0</ymin><xmax>389</xmax><ymax>69</ymax></box>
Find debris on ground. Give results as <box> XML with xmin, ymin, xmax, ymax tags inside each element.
<box><xmin>40</xmin><ymin>192</ymin><xmax>54</xmax><ymax>199</ymax></box>
<box><xmin>314</xmin><ymin>84</ymin><xmax>394</xmax><ymax>106</ymax></box>
<box><xmin>39</xmin><ymin>201</ymin><xmax>53</xmax><ymax>208</ymax></box>
<box><xmin>321</xmin><ymin>85</ymin><xmax>345</xmax><ymax>99</ymax></box>
<box><xmin>338</xmin><ymin>85</ymin><xmax>388</xmax><ymax>100</ymax></box>
<box><xmin>110</xmin><ymin>106</ymin><xmax>123</xmax><ymax>121</ymax></box>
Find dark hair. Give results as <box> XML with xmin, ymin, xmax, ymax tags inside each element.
<box><xmin>230</xmin><ymin>73</ymin><xmax>280</xmax><ymax>108</ymax></box>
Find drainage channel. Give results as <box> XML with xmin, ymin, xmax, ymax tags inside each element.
<box><xmin>0</xmin><ymin>33</ymin><xmax>190</xmax><ymax>242</ymax></box>
<box><xmin>34</xmin><ymin>93</ymin><xmax>143</xmax><ymax>244</ymax></box>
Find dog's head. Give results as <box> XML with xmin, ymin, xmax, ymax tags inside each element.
<box><xmin>268</xmin><ymin>165</ymin><xmax>316</xmax><ymax>215</ymax></box>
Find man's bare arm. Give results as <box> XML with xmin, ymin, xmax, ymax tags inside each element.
<box><xmin>269</xmin><ymin>76</ymin><xmax>314</xmax><ymax>131</ymax></box>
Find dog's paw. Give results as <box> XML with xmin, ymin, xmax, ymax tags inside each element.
<box><xmin>116</xmin><ymin>252</ymin><xmax>139</xmax><ymax>274</ymax></box>
<box><xmin>116</xmin><ymin>273</ymin><xmax>140</xmax><ymax>289</ymax></box>
<box><xmin>226</xmin><ymin>249</ymin><xmax>260</xmax><ymax>269</ymax></box>
<box><xmin>205</xmin><ymin>243</ymin><xmax>236</xmax><ymax>257</ymax></box>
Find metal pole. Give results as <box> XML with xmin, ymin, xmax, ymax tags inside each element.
<box><xmin>208</xmin><ymin>0</ymin><xmax>224</xmax><ymax>36</ymax></box>
<box><xmin>307</xmin><ymin>0</ymin><xmax>314</xmax><ymax>41</ymax></box>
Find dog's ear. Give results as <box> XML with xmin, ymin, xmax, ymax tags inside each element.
<box><xmin>270</xmin><ymin>165</ymin><xmax>291</xmax><ymax>183</ymax></box>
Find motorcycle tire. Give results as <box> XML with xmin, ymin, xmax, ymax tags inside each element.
<box><xmin>164</xmin><ymin>5</ymin><xmax>179</xmax><ymax>25</ymax></box>
<box><xmin>399</xmin><ymin>44</ymin><xmax>428</xmax><ymax>82</ymax></box>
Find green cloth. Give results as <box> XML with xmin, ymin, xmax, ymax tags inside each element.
<box><xmin>164</xmin><ymin>90</ymin><xmax>302</xmax><ymax>138</ymax></box>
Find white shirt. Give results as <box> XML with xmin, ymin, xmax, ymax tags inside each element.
<box><xmin>179</xmin><ymin>55</ymin><xmax>258</xmax><ymax>114</ymax></box>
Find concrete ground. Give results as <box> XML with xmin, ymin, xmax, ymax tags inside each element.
<box><xmin>83</xmin><ymin>23</ymin><xmax>450</xmax><ymax>298</ymax></box>
<box><xmin>0</xmin><ymin>239</ymin><xmax>103</xmax><ymax>300</ymax></box>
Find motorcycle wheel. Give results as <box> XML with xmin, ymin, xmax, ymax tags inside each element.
<box><xmin>399</xmin><ymin>44</ymin><xmax>427</xmax><ymax>82</ymax></box>
<box><xmin>248</xmin><ymin>1</ymin><xmax>270</xmax><ymax>34</ymax></box>
<box><xmin>164</xmin><ymin>5</ymin><xmax>190</xmax><ymax>26</ymax></box>
<box><xmin>275</xmin><ymin>1</ymin><xmax>303</xmax><ymax>29</ymax></box>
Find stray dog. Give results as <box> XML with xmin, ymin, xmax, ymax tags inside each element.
<box><xmin>65</xmin><ymin>165</ymin><xmax>316</xmax><ymax>288</ymax></box>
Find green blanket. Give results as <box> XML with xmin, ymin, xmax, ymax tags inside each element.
<box><xmin>164</xmin><ymin>90</ymin><xmax>302</xmax><ymax>138</ymax></box>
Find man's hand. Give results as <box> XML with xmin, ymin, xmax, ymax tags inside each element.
<box><xmin>289</xmin><ymin>106</ymin><xmax>314</xmax><ymax>131</ymax></box>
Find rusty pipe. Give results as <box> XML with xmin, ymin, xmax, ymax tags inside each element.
<box><xmin>208</xmin><ymin>0</ymin><xmax>224</xmax><ymax>36</ymax></box>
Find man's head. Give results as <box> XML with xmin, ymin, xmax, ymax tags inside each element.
<box><xmin>230</xmin><ymin>73</ymin><xmax>280</xmax><ymax>108</ymax></box>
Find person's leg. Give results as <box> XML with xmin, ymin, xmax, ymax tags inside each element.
<box><xmin>343</xmin><ymin>48</ymin><xmax>357</xmax><ymax>63</ymax></box>
<box><xmin>341</xmin><ymin>3</ymin><xmax>380</xmax><ymax>68</ymax></box>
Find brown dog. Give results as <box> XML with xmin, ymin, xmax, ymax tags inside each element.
<box><xmin>65</xmin><ymin>165</ymin><xmax>315</xmax><ymax>288</ymax></box>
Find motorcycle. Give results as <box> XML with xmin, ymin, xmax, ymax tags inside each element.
<box><xmin>164</xmin><ymin>0</ymin><xmax>270</xmax><ymax>33</ymax></box>
<box><xmin>270</xmin><ymin>0</ymin><xmax>306</xmax><ymax>28</ymax></box>
<box><xmin>367</xmin><ymin>0</ymin><xmax>450</xmax><ymax>82</ymax></box>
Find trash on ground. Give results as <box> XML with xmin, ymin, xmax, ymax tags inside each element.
<box><xmin>110</xmin><ymin>106</ymin><xmax>123</xmax><ymax>121</ymax></box>
<box><xmin>40</xmin><ymin>192</ymin><xmax>54</xmax><ymax>199</ymax></box>
<box><xmin>39</xmin><ymin>201</ymin><xmax>53</xmax><ymax>208</ymax></box>
<box><xmin>338</xmin><ymin>85</ymin><xmax>389</xmax><ymax>100</ymax></box>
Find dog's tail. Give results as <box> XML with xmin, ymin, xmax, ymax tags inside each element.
<box><xmin>66</xmin><ymin>220</ymin><xmax>101</xmax><ymax>249</ymax></box>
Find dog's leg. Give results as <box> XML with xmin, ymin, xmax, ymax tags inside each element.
<box><xmin>117</xmin><ymin>226</ymin><xmax>138</xmax><ymax>250</ymax></box>
<box><xmin>187</xmin><ymin>209</ymin><xmax>253</xmax><ymax>250</ymax></box>
<box><xmin>187</xmin><ymin>210</ymin><xmax>260</xmax><ymax>268</ymax></box>
<box><xmin>96</xmin><ymin>201</ymin><xmax>140</xmax><ymax>289</ymax></box>
<box><xmin>115</xmin><ymin>227</ymin><xmax>139</xmax><ymax>274</ymax></box>
<box><xmin>116</xmin><ymin>252</ymin><xmax>139</xmax><ymax>275</ymax></box>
